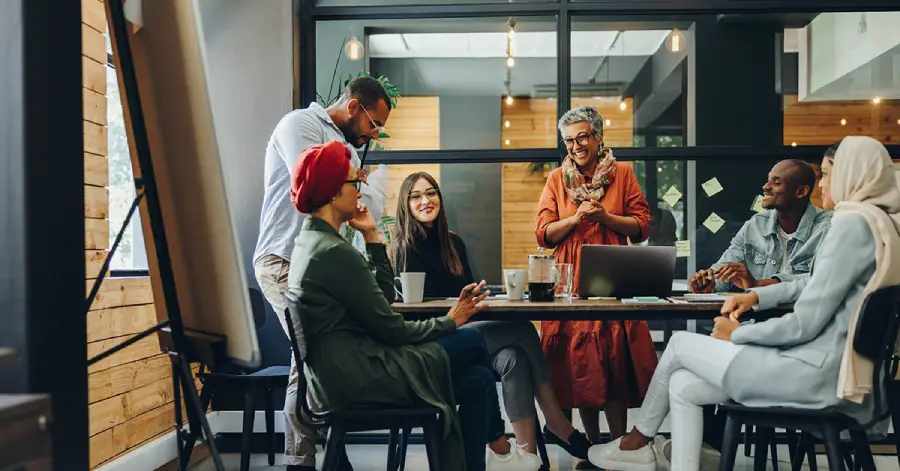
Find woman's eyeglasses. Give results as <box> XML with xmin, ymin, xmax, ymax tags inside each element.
<box><xmin>346</xmin><ymin>179</ymin><xmax>364</xmax><ymax>191</ymax></box>
<box><xmin>562</xmin><ymin>133</ymin><xmax>592</xmax><ymax>148</ymax></box>
<box><xmin>409</xmin><ymin>188</ymin><xmax>439</xmax><ymax>202</ymax></box>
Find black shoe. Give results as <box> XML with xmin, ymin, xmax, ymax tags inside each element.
<box><xmin>285</xmin><ymin>466</ymin><xmax>315</xmax><ymax>471</ymax></box>
<box><xmin>544</xmin><ymin>426</ymin><xmax>592</xmax><ymax>460</ymax></box>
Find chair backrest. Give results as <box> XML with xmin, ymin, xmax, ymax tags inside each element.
<box><xmin>283</xmin><ymin>291</ymin><xmax>318</xmax><ymax>423</ymax></box>
<box><xmin>851</xmin><ymin>285</ymin><xmax>900</xmax><ymax>427</ymax></box>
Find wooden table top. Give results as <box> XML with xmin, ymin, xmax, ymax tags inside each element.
<box><xmin>392</xmin><ymin>298</ymin><xmax>792</xmax><ymax>321</ymax></box>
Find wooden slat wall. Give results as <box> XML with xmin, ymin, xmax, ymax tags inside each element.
<box><xmin>500</xmin><ymin>98</ymin><xmax>635</xmax><ymax>271</ymax></box>
<box><xmin>380</xmin><ymin>97</ymin><xmax>441</xmax><ymax>222</ymax></box>
<box><xmin>784</xmin><ymin>95</ymin><xmax>900</xmax><ymax>207</ymax></box>
<box><xmin>82</xmin><ymin>1</ymin><xmax>182</xmax><ymax>468</ymax></box>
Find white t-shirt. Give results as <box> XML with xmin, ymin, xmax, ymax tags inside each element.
<box><xmin>776</xmin><ymin>225</ymin><xmax>795</xmax><ymax>272</ymax></box>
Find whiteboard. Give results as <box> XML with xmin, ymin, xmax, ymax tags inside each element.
<box><xmin>109</xmin><ymin>0</ymin><xmax>260</xmax><ymax>368</ymax></box>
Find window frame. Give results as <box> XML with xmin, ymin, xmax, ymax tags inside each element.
<box><xmin>107</xmin><ymin>51</ymin><xmax>151</xmax><ymax>277</ymax></box>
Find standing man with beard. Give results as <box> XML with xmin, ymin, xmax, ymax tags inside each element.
<box><xmin>253</xmin><ymin>76</ymin><xmax>392</xmax><ymax>471</ymax></box>
<box><xmin>690</xmin><ymin>159</ymin><xmax>831</xmax><ymax>294</ymax></box>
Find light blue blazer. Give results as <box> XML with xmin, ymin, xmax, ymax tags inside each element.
<box><xmin>722</xmin><ymin>214</ymin><xmax>876</xmax><ymax>421</ymax></box>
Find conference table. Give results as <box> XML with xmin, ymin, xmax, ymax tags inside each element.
<box><xmin>393</xmin><ymin>298</ymin><xmax>794</xmax><ymax>344</ymax></box>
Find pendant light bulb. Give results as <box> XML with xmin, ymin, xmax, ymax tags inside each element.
<box><xmin>505</xmin><ymin>95</ymin><xmax>514</xmax><ymax>106</ymax></box>
<box><xmin>666</xmin><ymin>28</ymin><xmax>686</xmax><ymax>53</ymax></box>
<box><xmin>344</xmin><ymin>37</ymin><xmax>364</xmax><ymax>61</ymax></box>
<box><xmin>507</xmin><ymin>56</ymin><xmax>516</xmax><ymax>67</ymax></box>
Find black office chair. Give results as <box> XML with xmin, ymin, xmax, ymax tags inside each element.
<box><xmin>716</xmin><ymin>285</ymin><xmax>900</xmax><ymax>471</ymax></box>
<box><xmin>197</xmin><ymin>288</ymin><xmax>290</xmax><ymax>471</ymax></box>
<box><xmin>283</xmin><ymin>291</ymin><xmax>445</xmax><ymax>471</ymax></box>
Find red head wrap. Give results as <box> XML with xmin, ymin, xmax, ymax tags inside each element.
<box><xmin>290</xmin><ymin>140</ymin><xmax>351</xmax><ymax>214</ymax></box>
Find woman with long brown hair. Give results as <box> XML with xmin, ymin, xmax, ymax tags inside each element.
<box><xmin>391</xmin><ymin>172</ymin><xmax>592</xmax><ymax>467</ymax></box>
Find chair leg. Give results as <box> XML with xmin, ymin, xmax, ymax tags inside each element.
<box><xmin>822</xmin><ymin>423</ymin><xmax>847</xmax><ymax>471</ymax></box>
<box><xmin>240</xmin><ymin>390</ymin><xmax>255</xmax><ymax>471</ymax></box>
<box><xmin>786</xmin><ymin>429</ymin><xmax>798</xmax><ymax>464</ymax></box>
<box><xmin>849</xmin><ymin>430</ymin><xmax>877</xmax><ymax>471</ymax></box>
<box><xmin>322</xmin><ymin>423</ymin><xmax>347</xmax><ymax>471</ymax></box>
<box><xmin>753</xmin><ymin>427</ymin><xmax>771</xmax><ymax>471</ymax></box>
<box><xmin>534</xmin><ymin>416</ymin><xmax>550</xmax><ymax>469</ymax></box>
<box><xmin>745</xmin><ymin>424</ymin><xmax>754</xmax><ymax>457</ymax></box>
<box><xmin>805</xmin><ymin>431</ymin><xmax>820</xmax><ymax>471</ymax></box>
<box><xmin>769</xmin><ymin>429</ymin><xmax>779</xmax><ymax>471</ymax></box>
<box><xmin>423</xmin><ymin>418</ymin><xmax>443</xmax><ymax>471</ymax></box>
<box><xmin>263</xmin><ymin>388</ymin><xmax>275</xmax><ymax>466</ymax></box>
<box><xmin>718</xmin><ymin>413</ymin><xmax>743</xmax><ymax>471</ymax></box>
<box><xmin>387</xmin><ymin>428</ymin><xmax>399</xmax><ymax>471</ymax></box>
<box><xmin>792</xmin><ymin>432</ymin><xmax>808</xmax><ymax>471</ymax></box>
<box><xmin>398</xmin><ymin>427</ymin><xmax>411</xmax><ymax>471</ymax></box>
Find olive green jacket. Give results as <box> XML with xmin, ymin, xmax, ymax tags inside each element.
<box><xmin>287</xmin><ymin>217</ymin><xmax>465</xmax><ymax>471</ymax></box>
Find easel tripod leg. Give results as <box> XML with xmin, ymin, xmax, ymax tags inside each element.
<box><xmin>171</xmin><ymin>353</ymin><xmax>226</xmax><ymax>471</ymax></box>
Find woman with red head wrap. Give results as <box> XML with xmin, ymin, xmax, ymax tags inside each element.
<box><xmin>285</xmin><ymin>141</ymin><xmax>535</xmax><ymax>471</ymax></box>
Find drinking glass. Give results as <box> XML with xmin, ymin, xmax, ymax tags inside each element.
<box><xmin>554</xmin><ymin>263</ymin><xmax>574</xmax><ymax>301</ymax></box>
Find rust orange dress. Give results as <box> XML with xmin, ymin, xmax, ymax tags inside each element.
<box><xmin>535</xmin><ymin>162</ymin><xmax>658</xmax><ymax>409</ymax></box>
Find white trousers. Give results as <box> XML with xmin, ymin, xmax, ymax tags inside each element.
<box><xmin>634</xmin><ymin>332</ymin><xmax>745</xmax><ymax>471</ymax></box>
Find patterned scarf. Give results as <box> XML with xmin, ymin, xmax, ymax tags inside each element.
<box><xmin>561</xmin><ymin>147</ymin><xmax>617</xmax><ymax>204</ymax></box>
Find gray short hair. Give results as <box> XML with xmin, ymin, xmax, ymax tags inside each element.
<box><xmin>558</xmin><ymin>105</ymin><xmax>604</xmax><ymax>139</ymax></box>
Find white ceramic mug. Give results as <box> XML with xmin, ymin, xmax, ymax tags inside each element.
<box><xmin>504</xmin><ymin>269</ymin><xmax>527</xmax><ymax>301</ymax></box>
<box><xmin>394</xmin><ymin>272</ymin><xmax>426</xmax><ymax>303</ymax></box>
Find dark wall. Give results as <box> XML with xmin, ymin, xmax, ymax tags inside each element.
<box><xmin>438</xmin><ymin>96</ymin><xmax>504</xmax><ymax>285</ymax></box>
<box><xmin>197</xmin><ymin>0</ymin><xmax>294</xmax><ymax>408</ymax></box>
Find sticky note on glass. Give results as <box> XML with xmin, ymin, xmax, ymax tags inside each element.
<box><xmin>675</xmin><ymin>240</ymin><xmax>691</xmax><ymax>258</ymax></box>
<box><xmin>703</xmin><ymin>213</ymin><xmax>726</xmax><ymax>233</ymax></box>
<box><xmin>662</xmin><ymin>186</ymin><xmax>683</xmax><ymax>207</ymax></box>
<box><xmin>702</xmin><ymin>178</ymin><xmax>724</xmax><ymax>197</ymax></box>
<box><xmin>751</xmin><ymin>195</ymin><xmax>766</xmax><ymax>214</ymax></box>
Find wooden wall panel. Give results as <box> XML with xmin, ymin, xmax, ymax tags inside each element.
<box><xmin>499</xmin><ymin>98</ymin><xmax>635</xmax><ymax>271</ymax></box>
<box><xmin>85</xmin><ymin>153</ymin><xmax>109</xmax><ymax>187</ymax></box>
<box><xmin>378</xmin><ymin>97</ymin><xmax>441</xmax><ymax>223</ymax></box>
<box><xmin>784</xmin><ymin>95</ymin><xmax>899</xmax><ymax>146</ymax></box>
<box><xmin>86</xmin><ymin>304</ymin><xmax>157</xmax><ymax>343</ymax></box>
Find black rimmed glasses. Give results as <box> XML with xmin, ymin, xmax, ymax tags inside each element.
<box><xmin>409</xmin><ymin>188</ymin><xmax>439</xmax><ymax>203</ymax></box>
<box><xmin>562</xmin><ymin>133</ymin><xmax>592</xmax><ymax>149</ymax></box>
<box><xmin>346</xmin><ymin>179</ymin><xmax>364</xmax><ymax>191</ymax></box>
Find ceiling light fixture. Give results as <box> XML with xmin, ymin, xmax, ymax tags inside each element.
<box><xmin>506</xmin><ymin>19</ymin><xmax>516</xmax><ymax>69</ymax></box>
<box><xmin>873</xmin><ymin>97</ymin><xmax>882</xmax><ymax>104</ymax></box>
<box><xmin>505</xmin><ymin>139</ymin><xmax>511</xmax><ymax>145</ymax></box>
<box><xmin>605</xmin><ymin>119</ymin><xmax>611</xmax><ymax>127</ymax></box>
<box><xmin>504</xmin><ymin>120</ymin><xmax>511</xmax><ymax>128</ymax></box>
<box><xmin>840</xmin><ymin>118</ymin><xmax>847</xmax><ymax>126</ymax></box>
<box><xmin>791</xmin><ymin>142</ymin><xmax>798</xmax><ymax>147</ymax></box>
<box><xmin>506</xmin><ymin>95</ymin><xmax>514</xmax><ymax>106</ymax></box>
<box><xmin>666</xmin><ymin>28</ymin><xmax>686</xmax><ymax>53</ymax></box>
<box><xmin>344</xmin><ymin>36</ymin><xmax>364</xmax><ymax>61</ymax></box>
<box><xmin>620</xmin><ymin>101</ymin><xmax>627</xmax><ymax>111</ymax></box>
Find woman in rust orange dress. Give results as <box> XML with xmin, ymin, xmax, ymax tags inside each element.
<box><xmin>535</xmin><ymin>105</ymin><xmax>658</xmax><ymax>466</ymax></box>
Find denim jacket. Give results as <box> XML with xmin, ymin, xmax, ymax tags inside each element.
<box><xmin>712</xmin><ymin>202</ymin><xmax>832</xmax><ymax>292</ymax></box>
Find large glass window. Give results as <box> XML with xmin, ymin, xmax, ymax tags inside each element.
<box><xmin>782</xmin><ymin>12</ymin><xmax>900</xmax><ymax>146</ymax></box>
<box><xmin>315</xmin><ymin>17</ymin><xmax>558</xmax><ymax>151</ymax></box>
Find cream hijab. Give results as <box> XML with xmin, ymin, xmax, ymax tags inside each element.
<box><xmin>832</xmin><ymin>136</ymin><xmax>900</xmax><ymax>403</ymax></box>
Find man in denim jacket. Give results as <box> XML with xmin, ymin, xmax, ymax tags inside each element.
<box><xmin>690</xmin><ymin>159</ymin><xmax>831</xmax><ymax>293</ymax></box>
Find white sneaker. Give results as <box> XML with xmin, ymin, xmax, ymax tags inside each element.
<box><xmin>655</xmin><ymin>438</ymin><xmax>721</xmax><ymax>471</ymax></box>
<box><xmin>651</xmin><ymin>436</ymin><xmax>671</xmax><ymax>471</ymax></box>
<box><xmin>588</xmin><ymin>437</ymin><xmax>657</xmax><ymax>471</ymax></box>
<box><xmin>486</xmin><ymin>438</ymin><xmax>542</xmax><ymax>471</ymax></box>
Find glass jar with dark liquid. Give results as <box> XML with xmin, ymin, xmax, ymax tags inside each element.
<box><xmin>528</xmin><ymin>252</ymin><xmax>558</xmax><ymax>302</ymax></box>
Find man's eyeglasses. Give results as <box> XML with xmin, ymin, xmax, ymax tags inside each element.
<box><xmin>346</xmin><ymin>179</ymin><xmax>364</xmax><ymax>191</ymax></box>
<box><xmin>358</xmin><ymin>102</ymin><xmax>384</xmax><ymax>135</ymax></box>
<box><xmin>562</xmin><ymin>133</ymin><xmax>592</xmax><ymax>148</ymax></box>
<box><xmin>409</xmin><ymin>188</ymin><xmax>439</xmax><ymax>202</ymax></box>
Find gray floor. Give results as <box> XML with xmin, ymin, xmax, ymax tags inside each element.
<box><xmin>192</xmin><ymin>444</ymin><xmax>900</xmax><ymax>470</ymax></box>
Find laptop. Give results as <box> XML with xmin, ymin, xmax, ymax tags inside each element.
<box><xmin>578</xmin><ymin>245</ymin><xmax>676</xmax><ymax>299</ymax></box>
